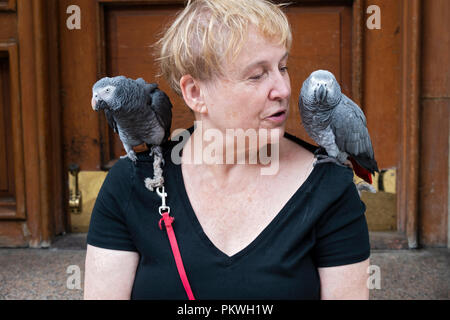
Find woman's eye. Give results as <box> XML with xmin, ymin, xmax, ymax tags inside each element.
<box><xmin>249</xmin><ymin>74</ymin><xmax>263</xmax><ymax>80</ymax></box>
<box><xmin>279</xmin><ymin>66</ymin><xmax>288</xmax><ymax>73</ymax></box>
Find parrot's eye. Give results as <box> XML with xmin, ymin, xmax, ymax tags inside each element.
<box><xmin>105</xmin><ymin>88</ymin><xmax>110</xmax><ymax>92</ymax></box>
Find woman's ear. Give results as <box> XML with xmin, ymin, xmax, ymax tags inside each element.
<box><xmin>180</xmin><ymin>75</ymin><xmax>207</xmax><ymax>114</ymax></box>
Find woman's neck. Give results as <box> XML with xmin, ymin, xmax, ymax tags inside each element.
<box><xmin>180</xmin><ymin>124</ymin><xmax>288</xmax><ymax>181</ymax></box>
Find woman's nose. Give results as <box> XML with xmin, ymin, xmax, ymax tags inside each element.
<box><xmin>269</xmin><ymin>71</ymin><xmax>290</xmax><ymax>101</ymax></box>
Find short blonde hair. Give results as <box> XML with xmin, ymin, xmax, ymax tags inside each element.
<box><xmin>156</xmin><ymin>0</ymin><xmax>292</xmax><ymax>96</ymax></box>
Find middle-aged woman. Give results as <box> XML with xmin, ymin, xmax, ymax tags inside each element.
<box><xmin>84</xmin><ymin>0</ymin><xmax>371</xmax><ymax>300</ymax></box>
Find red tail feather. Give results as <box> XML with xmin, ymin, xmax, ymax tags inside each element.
<box><xmin>349</xmin><ymin>157</ymin><xmax>373</xmax><ymax>184</ymax></box>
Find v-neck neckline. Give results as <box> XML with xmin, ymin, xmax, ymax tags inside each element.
<box><xmin>169</xmin><ymin>139</ymin><xmax>321</xmax><ymax>264</ymax></box>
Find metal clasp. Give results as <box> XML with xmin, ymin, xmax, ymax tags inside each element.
<box><xmin>156</xmin><ymin>186</ymin><xmax>170</xmax><ymax>215</ymax></box>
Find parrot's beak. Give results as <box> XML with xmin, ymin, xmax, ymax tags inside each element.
<box><xmin>316</xmin><ymin>84</ymin><xmax>327</xmax><ymax>103</ymax></box>
<box><xmin>91</xmin><ymin>97</ymin><xmax>98</xmax><ymax>111</ymax></box>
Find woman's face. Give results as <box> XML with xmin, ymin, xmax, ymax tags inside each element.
<box><xmin>200</xmin><ymin>27</ymin><xmax>291</xmax><ymax>137</ymax></box>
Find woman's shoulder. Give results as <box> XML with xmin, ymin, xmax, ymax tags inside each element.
<box><xmin>97</xmin><ymin>158</ymin><xmax>137</xmax><ymax>200</ymax></box>
<box><xmin>105</xmin><ymin>149</ymin><xmax>161</xmax><ymax>187</ymax></box>
<box><xmin>106</xmin><ymin>157</ymin><xmax>135</xmax><ymax>181</ymax></box>
<box><xmin>283</xmin><ymin>131</ymin><xmax>355</xmax><ymax>196</ymax></box>
<box><xmin>283</xmin><ymin>131</ymin><xmax>318</xmax><ymax>155</ymax></box>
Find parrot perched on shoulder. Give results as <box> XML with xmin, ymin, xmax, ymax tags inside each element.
<box><xmin>91</xmin><ymin>76</ymin><xmax>172</xmax><ymax>190</ymax></box>
<box><xmin>298</xmin><ymin>70</ymin><xmax>379</xmax><ymax>186</ymax></box>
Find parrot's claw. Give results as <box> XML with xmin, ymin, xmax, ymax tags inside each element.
<box><xmin>121</xmin><ymin>150</ymin><xmax>137</xmax><ymax>163</ymax></box>
<box><xmin>313</xmin><ymin>155</ymin><xmax>350</xmax><ymax>169</ymax></box>
<box><xmin>356</xmin><ymin>181</ymin><xmax>376</xmax><ymax>194</ymax></box>
<box><xmin>314</xmin><ymin>147</ymin><xmax>327</xmax><ymax>157</ymax></box>
<box><xmin>314</xmin><ymin>153</ymin><xmax>329</xmax><ymax>160</ymax></box>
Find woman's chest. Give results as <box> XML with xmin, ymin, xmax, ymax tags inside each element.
<box><xmin>184</xmin><ymin>177</ymin><xmax>301</xmax><ymax>257</ymax></box>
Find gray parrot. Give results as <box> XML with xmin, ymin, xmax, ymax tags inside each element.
<box><xmin>91</xmin><ymin>76</ymin><xmax>172</xmax><ymax>190</ymax></box>
<box><xmin>298</xmin><ymin>70</ymin><xmax>379</xmax><ymax>185</ymax></box>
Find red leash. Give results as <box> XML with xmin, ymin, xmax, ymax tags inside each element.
<box><xmin>157</xmin><ymin>187</ymin><xmax>195</xmax><ymax>300</ymax></box>
<box><xmin>159</xmin><ymin>212</ymin><xmax>195</xmax><ymax>300</ymax></box>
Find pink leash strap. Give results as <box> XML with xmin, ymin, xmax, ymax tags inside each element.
<box><xmin>159</xmin><ymin>212</ymin><xmax>196</xmax><ymax>300</ymax></box>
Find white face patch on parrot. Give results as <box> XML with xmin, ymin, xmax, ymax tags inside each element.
<box><xmin>91</xmin><ymin>85</ymin><xmax>116</xmax><ymax>110</ymax></box>
<box><xmin>97</xmin><ymin>85</ymin><xmax>116</xmax><ymax>102</ymax></box>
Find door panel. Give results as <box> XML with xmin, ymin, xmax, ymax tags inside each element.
<box><xmin>0</xmin><ymin>43</ymin><xmax>25</xmax><ymax>221</ymax></box>
<box><xmin>363</xmin><ymin>0</ymin><xmax>401</xmax><ymax>169</ymax></box>
<box><xmin>0</xmin><ymin>9</ymin><xmax>20</xmax><ymax>220</ymax></box>
<box><xmin>0</xmin><ymin>56</ymin><xmax>14</xmax><ymax>196</ymax></box>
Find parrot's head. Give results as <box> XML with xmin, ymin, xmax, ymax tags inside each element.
<box><xmin>300</xmin><ymin>70</ymin><xmax>342</xmax><ymax>109</ymax></box>
<box><xmin>91</xmin><ymin>76</ymin><xmax>132</xmax><ymax>111</ymax></box>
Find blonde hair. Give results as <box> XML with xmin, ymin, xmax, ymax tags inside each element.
<box><xmin>156</xmin><ymin>0</ymin><xmax>292</xmax><ymax>96</ymax></box>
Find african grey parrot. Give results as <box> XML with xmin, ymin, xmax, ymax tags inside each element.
<box><xmin>298</xmin><ymin>70</ymin><xmax>379</xmax><ymax>185</ymax></box>
<box><xmin>91</xmin><ymin>76</ymin><xmax>172</xmax><ymax>190</ymax></box>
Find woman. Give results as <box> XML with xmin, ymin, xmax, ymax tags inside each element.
<box><xmin>84</xmin><ymin>0</ymin><xmax>370</xmax><ymax>300</ymax></box>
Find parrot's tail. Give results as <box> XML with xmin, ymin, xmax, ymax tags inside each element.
<box><xmin>349</xmin><ymin>157</ymin><xmax>373</xmax><ymax>184</ymax></box>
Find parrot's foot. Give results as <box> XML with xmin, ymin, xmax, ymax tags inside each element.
<box><xmin>314</xmin><ymin>147</ymin><xmax>327</xmax><ymax>157</ymax></box>
<box><xmin>313</xmin><ymin>155</ymin><xmax>350</xmax><ymax>169</ymax></box>
<box><xmin>144</xmin><ymin>176</ymin><xmax>164</xmax><ymax>192</ymax></box>
<box><xmin>355</xmin><ymin>181</ymin><xmax>377</xmax><ymax>197</ymax></box>
<box><xmin>121</xmin><ymin>150</ymin><xmax>137</xmax><ymax>163</ymax></box>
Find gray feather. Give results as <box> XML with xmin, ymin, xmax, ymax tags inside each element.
<box><xmin>331</xmin><ymin>95</ymin><xmax>373</xmax><ymax>158</ymax></box>
<box><xmin>104</xmin><ymin>109</ymin><xmax>118</xmax><ymax>133</ymax></box>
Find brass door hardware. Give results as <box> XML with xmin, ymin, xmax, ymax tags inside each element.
<box><xmin>68</xmin><ymin>163</ymin><xmax>82</xmax><ymax>214</ymax></box>
<box><xmin>68</xmin><ymin>170</ymin><xmax>108</xmax><ymax>232</ymax></box>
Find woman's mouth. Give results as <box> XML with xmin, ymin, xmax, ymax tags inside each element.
<box><xmin>265</xmin><ymin>110</ymin><xmax>287</xmax><ymax>124</ymax></box>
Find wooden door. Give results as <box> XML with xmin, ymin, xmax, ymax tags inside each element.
<box><xmin>1</xmin><ymin>0</ymin><xmax>435</xmax><ymax>248</ymax></box>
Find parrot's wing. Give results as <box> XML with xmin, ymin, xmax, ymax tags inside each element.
<box><xmin>136</xmin><ymin>78</ymin><xmax>158</xmax><ymax>92</ymax></box>
<box><xmin>149</xmin><ymin>87</ymin><xmax>173</xmax><ymax>141</ymax></box>
<box><xmin>104</xmin><ymin>109</ymin><xmax>118</xmax><ymax>133</ymax></box>
<box><xmin>331</xmin><ymin>94</ymin><xmax>378</xmax><ymax>172</ymax></box>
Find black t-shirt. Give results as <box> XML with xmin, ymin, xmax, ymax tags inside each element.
<box><xmin>87</xmin><ymin>128</ymin><xmax>370</xmax><ymax>300</ymax></box>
